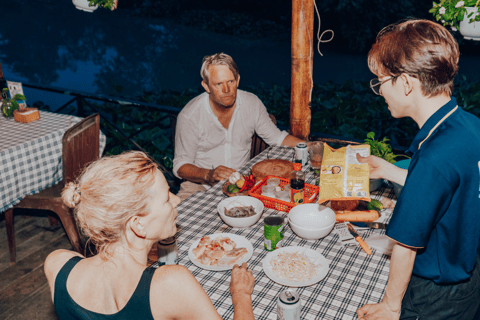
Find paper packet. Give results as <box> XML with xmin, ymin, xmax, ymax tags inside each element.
<box><xmin>318</xmin><ymin>143</ymin><xmax>371</xmax><ymax>203</ymax></box>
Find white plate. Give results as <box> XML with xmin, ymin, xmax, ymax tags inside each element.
<box><xmin>188</xmin><ymin>233</ymin><xmax>254</xmax><ymax>271</ymax></box>
<box><xmin>262</xmin><ymin>246</ymin><xmax>330</xmax><ymax>287</ymax></box>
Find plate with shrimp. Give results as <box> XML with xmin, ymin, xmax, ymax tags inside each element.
<box><xmin>262</xmin><ymin>246</ymin><xmax>330</xmax><ymax>287</ymax></box>
<box><xmin>188</xmin><ymin>233</ymin><xmax>254</xmax><ymax>271</ymax></box>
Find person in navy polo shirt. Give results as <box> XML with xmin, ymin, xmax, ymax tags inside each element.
<box><xmin>356</xmin><ymin>19</ymin><xmax>480</xmax><ymax>320</ymax></box>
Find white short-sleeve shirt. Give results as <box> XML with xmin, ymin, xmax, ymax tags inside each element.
<box><xmin>173</xmin><ymin>89</ymin><xmax>288</xmax><ymax>178</ymax></box>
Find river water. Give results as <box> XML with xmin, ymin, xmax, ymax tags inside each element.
<box><xmin>1</xmin><ymin>1</ymin><xmax>479</xmax><ymax>110</ymax></box>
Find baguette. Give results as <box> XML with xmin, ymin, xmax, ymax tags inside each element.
<box><xmin>335</xmin><ymin>210</ymin><xmax>379</xmax><ymax>222</ymax></box>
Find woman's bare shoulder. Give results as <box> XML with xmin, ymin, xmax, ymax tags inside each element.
<box><xmin>149</xmin><ymin>265</ymin><xmax>222</xmax><ymax>319</ymax></box>
<box><xmin>151</xmin><ymin>264</ymin><xmax>193</xmax><ymax>284</ymax></box>
<box><xmin>44</xmin><ymin>249</ymin><xmax>84</xmax><ymax>282</ymax></box>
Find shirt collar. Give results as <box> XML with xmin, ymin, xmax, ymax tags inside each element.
<box><xmin>203</xmin><ymin>89</ymin><xmax>243</xmax><ymax>114</ymax></box>
<box><xmin>406</xmin><ymin>97</ymin><xmax>457</xmax><ymax>156</ymax></box>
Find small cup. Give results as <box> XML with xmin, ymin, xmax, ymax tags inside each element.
<box><xmin>275</xmin><ymin>190</ymin><xmax>290</xmax><ymax>202</ymax></box>
<box><xmin>309</xmin><ymin>142</ymin><xmax>324</xmax><ymax>170</ymax></box>
<box><xmin>284</xmin><ymin>185</ymin><xmax>291</xmax><ymax>193</ymax></box>
<box><xmin>262</xmin><ymin>185</ymin><xmax>276</xmax><ymax>197</ymax></box>
<box><xmin>267</xmin><ymin>178</ymin><xmax>281</xmax><ymax>187</ymax></box>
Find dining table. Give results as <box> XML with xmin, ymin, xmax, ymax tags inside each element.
<box><xmin>150</xmin><ymin>145</ymin><xmax>396</xmax><ymax>320</ymax></box>
<box><xmin>0</xmin><ymin>111</ymin><xmax>106</xmax><ymax>213</ymax></box>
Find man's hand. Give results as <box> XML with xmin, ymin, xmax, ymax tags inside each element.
<box><xmin>356</xmin><ymin>153</ymin><xmax>408</xmax><ymax>186</ymax></box>
<box><xmin>230</xmin><ymin>263</ymin><xmax>255</xmax><ymax>299</ymax></box>
<box><xmin>206</xmin><ymin>165</ymin><xmax>236</xmax><ymax>185</ymax></box>
<box><xmin>356</xmin><ymin>154</ymin><xmax>391</xmax><ymax>180</ymax></box>
<box><xmin>357</xmin><ymin>301</ymin><xmax>400</xmax><ymax>320</ymax></box>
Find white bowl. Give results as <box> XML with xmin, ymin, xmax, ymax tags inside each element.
<box><xmin>288</xmin><ymin>219</ymin><xmax>335</xmax><ymax>240</ymax></box>
<box><xmin>288</xmin><ymin>203</ymin><xmax>336</xmax><ymax>229</ymax></box>
<box><xmin>217</xmin><ymin>196</ymin><xmax>264</xmax><ymax>228</ymax></box>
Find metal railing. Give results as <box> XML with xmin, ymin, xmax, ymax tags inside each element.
<box><xmin>4</xmin><ymin>80</ymin><xmax>408</xmax><ymax>185</ymax></box>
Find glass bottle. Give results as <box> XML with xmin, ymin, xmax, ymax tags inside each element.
<box><xmin>290</xmin><ymin>162</ymin><xmax>305</xmax><ymax>204</ymax></box>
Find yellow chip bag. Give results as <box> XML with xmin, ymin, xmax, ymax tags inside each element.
<box><xmin>318</xmin><ymin>143</ymin><xmax>371</xmax><ymax>203</ymax></box>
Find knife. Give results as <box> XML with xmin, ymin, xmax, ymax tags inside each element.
<box><xmin>351</xmin><ymin>221</ymin><xmax>387</xmax><ymax>229</ymax></box>
<box><xmin>347</xmin><ymin>223</ymin><xmax>372</xmax><ymax>255</ymax></box>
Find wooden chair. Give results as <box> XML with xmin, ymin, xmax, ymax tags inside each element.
<box><xmin>5</xmin><ymin>113</ymin><xmax>101</xmax><ymax>264</ymax></box>
<box><xmin>250</xmin><ymin>114</ymin><xmax>277</xmax><ymax>159</ymax></box>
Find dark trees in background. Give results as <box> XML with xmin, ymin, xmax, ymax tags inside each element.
<box><xmin>129</xmin><ymin>0</ymin><xmax>432</xmax><ymax>51</ymax></box>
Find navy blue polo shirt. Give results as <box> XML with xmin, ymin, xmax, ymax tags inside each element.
<box><xmin>386</xmin><ymin>97</ymin><xmax>480</xmax><ymax>284</ymax></box>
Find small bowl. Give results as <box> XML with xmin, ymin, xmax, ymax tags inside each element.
<box><xmin>288</xmin><ymin>219</ymin><xmax>335</xmax><ymax>240</ymax></box>
<box><xmin>217</xmin><ymin>196</ymin><xmax>264</xmax><ymax>228</ymax></box>
<box><xmin>288</xmin><ymin>203</ymin><xmax>336</xmax><ymax>229</ymax></box>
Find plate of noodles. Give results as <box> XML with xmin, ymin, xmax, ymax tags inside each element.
<box><xmin>262</xmin><ymin>246</ymin><xmax>330</xmax><ymax>287</ymax></box>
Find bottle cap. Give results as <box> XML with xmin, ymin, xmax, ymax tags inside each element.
<box><xmin>293</xmin><ymin>163</ymin><xmax>302</xmax><ymax>171</ymax></box>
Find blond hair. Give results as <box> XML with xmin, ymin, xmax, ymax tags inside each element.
<box><xmin>62</xmin><ymin>151</ymin><xmax>159</xmax><ymax>257</ymax></box>
<box><xmin>200</xmin><ymin>52</ymin><xmax>239</xmax><ymax>84</ymax></box>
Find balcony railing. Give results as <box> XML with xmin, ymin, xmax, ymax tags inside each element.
<box><xmin>4</xmin><ymin>81</ymin><xmax>407</xmax><ymax>187</ymax></box>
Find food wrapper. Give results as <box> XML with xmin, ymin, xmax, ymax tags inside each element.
<box><xmin>318</xmin><ymin>143</ymin><xmax>371</xmax><ymax>202</ymax></box>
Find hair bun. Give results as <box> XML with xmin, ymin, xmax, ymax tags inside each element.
<box><xmin>62</xmin><ymin>182</ymin><xmax>81</xmax><ymax>208</ymax></box>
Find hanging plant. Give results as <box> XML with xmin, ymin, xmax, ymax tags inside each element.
<box><xmin>88</xmin><ymin>0</ymin><xmax>118</xmax><ymax>10</ymax></box>
<box><xmin>430</xmin><ymin>0</ymin><xmax>480</xmax><ymax>30</ymax></box>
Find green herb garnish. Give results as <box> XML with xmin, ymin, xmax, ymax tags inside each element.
<box><xmin>364</xmin><ymin>132</ymin><xmax>398</xmax><ymax>164</ymax></box>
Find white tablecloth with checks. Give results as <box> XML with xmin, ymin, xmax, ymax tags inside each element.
<box><xmin>173</xmin><ymin>146</ymin><xmax>395</xmax><ymax>320</ymax></box>
<box><xmin>0</xmin><ymin>111</ymin><xmax>106</xmax><ymax>212</ymax></box>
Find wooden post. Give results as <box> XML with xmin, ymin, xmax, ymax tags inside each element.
<box><xmin>290</xmin><ymin>0</ymin><xmax>314</xmax><ymax>141</ymax></box>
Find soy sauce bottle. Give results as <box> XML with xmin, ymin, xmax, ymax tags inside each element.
<box><xmin>290</xmin><ymin>162</ymin><xmax>305</xmax><ymax>204</ymax></box>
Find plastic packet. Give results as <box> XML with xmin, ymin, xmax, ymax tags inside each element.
<box><xmin>318</xmin><ymin>143</ymin><xmax>371</xmax><ymax>203</ymax></box>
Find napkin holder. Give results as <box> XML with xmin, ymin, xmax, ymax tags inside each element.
<box><xmin>14</xmin><ymin>107</ymin><xmax>40</xmax><ymax>123</ymax></box>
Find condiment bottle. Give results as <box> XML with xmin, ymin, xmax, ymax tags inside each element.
<box><xmin>290</xmin><ymin>163</ymin><xmax>305</xmax><ymax>204</ymax></box>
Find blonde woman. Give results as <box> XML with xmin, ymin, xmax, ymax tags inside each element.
<box><xmin>44</xmin><ymin>151</ymin><xmax>255</xmax><ymax>320</ymax></box>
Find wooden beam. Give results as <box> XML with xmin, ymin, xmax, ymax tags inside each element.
<box><xmin>290</xmin><ymin>0</ymin><xmax>314</xmax><ymax>141</ymax></box>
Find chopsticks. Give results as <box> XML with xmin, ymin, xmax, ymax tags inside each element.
<box><xmin>346</xmin><ymin>223</ymin><xmax>372</xmax><ymax>255</ymax></box>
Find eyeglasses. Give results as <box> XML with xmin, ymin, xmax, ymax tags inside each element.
<box><xmin>370</xmin><ymin>76</ymin><xmax>396</xmax><ymax>95</ymax></box>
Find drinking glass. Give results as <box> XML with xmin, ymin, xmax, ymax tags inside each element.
<box><xmin>309</xmin><ymin>142</ymin><xmax>324</xmax><ymax>185</ymax></box>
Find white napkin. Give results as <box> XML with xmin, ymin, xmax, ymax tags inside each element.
<box><xmin>364</xmin><ymin>233</ymin><xmax>395</xmax><ymax>256</ymax></box>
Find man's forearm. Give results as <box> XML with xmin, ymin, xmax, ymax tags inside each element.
<box><xmin>281</xmin><ymin>134</ymin><xmax>304</xmax><ymax>147</ymax></box>
<box><xmin>177</xmin><ymin>164</ymin><xmax>213</xmax><ymax>185</ymax></box>
<box><xmin>383</xmin><ymin>242</ymin><xmax>417</xmax><ymax>312</ymax></box>
<box><xmin>384</xmin><ymin>166</ymin><xmax>408</xmax><ymax>186</ymax></box>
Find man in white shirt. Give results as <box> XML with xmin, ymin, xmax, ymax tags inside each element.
<box><xmin>173</xmin><ymin>53</ymin><xmax>304</xmax><ymax>200</ymax></box>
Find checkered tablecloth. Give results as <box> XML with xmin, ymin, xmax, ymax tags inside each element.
<box><xmin>174</xmin><ymin>146</ymin><xmax>395</xmax><ymax>320</ymax></box>
<box><xmin>0</xmin><ymin>111</ymin><xmax>106</xmax><ymax>212</ymax></box>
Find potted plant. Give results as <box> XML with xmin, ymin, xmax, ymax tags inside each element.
<box><xmin>430</xmin><ymin>0</ymin><xmax>480</xmax><ymax>40</ymax></box>
<box><xmin>73</xmin><ymin>0</ymin><xmax>117</xmax><ymax>12</ymax></box>
<box><xmin>1</xmin><ymin>88</ymin><xmax>26</xmax><ymax>118</ymax></box>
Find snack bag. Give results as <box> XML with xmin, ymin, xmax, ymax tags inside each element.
<box><xmin>318</xmin><ymin>143</ymin><xmax>371</xmax><ymax>203</ymax></box>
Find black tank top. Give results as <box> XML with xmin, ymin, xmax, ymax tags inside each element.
<box><xmin>54</xmin><ymin>256</ymin><xmax>156</xmax><ymax>320</ymax></box>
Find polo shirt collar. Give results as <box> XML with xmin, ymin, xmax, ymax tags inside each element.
<box><xmin>406</xmin><ymin>97</ymin><xmax>457</xmax><ymax>156</ymax></box>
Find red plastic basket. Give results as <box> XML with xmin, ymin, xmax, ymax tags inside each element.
<box><xmin>248</xmin><ymin>175</ymin><xmax>319</xmax><ymax>213</ymax></box>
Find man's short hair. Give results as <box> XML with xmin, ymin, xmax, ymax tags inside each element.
<box><xmin>200</xmin><ymin>53</ymin><xmax>240</xmax><ymax>84</ymax></box>
<box><xmin>368</xmin><ymin>19</ymin><xmax>459</xmax><ymax>97</ymax></box>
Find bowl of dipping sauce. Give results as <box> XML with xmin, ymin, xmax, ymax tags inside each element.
<box><xmin>217</xmin><ymin>196</ymin><xmax>264</xmax><ymax>228</ymax></box>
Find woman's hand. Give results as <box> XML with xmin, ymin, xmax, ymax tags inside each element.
<box><xmin>230</xmin><ymin>263</ymin><xmax>255</xmax><ymax>320</ymax></box>
<box><xmin>230</xmin><ymin>262</ymin><xmax>255</xmax><ymax>298</ymax></box>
